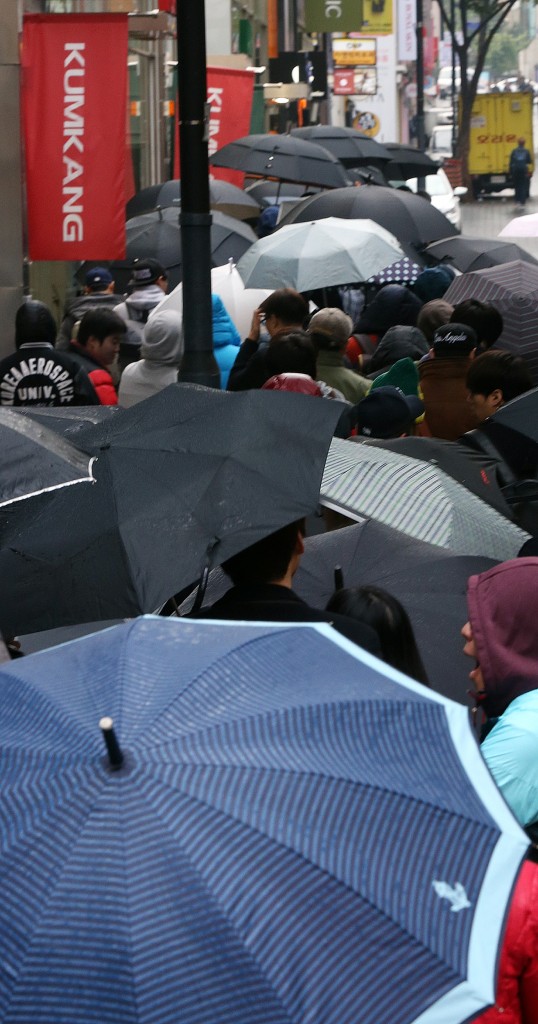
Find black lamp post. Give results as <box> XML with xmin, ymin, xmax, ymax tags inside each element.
<box><xmin>175</xmin><ymin>2</ymin><xmax>220</xmax><ymax>387</ymax></box>
<box><xmin>415</xmin><ymin>0</ymin><xmax>426</xmax><ymax>152</ymax></box>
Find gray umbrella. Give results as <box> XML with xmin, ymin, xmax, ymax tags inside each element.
<box><xmin>321</xmin><ymin>437</ymin><xmax>529</xmax><ymax>560</ymax></box>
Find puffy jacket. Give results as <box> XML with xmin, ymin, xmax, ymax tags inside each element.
<box><xmin>211</xmin><ymin>295</ymin><xmax>241</xmax><ymax>389</ymax></box>
<box><xmin>474</xmin><ymin>860</ymin><xmax>538</xmax><ymax>1024</ymax></box>
<box><xmin>67</xmin><ymin>343</ymin><xmax>118</xmax><ymax>406</ymax></box>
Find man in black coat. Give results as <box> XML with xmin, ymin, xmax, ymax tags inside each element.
<box><xmin>195</xmin><ymin>518</ymin><xmax>380</xmax><ymax>657</ymax></box>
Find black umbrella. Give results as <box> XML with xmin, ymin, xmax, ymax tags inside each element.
<box><xmin>278</xmin><ymin>185</ymin><xmax>458</xmax><ymax>257</ymax></box>
<box><xmin>0</xmin><ymin>384</ymin><xmax>345</xmax><ymax>635</ymax></box>
<box><xmin>210</xmin><ymin>134</ymin><xmax>351</xmax><ymax>189</ymax></box>
<box><xmin>178</xmin><ymin>520</ymin><xmax>497</xmax><ymax>703</ymax></box>
<box><xmin>364</xmin><ymin>436</ymin><xmax>514</xmax><ymax>519</ymax></box>
<box><xmin>425</xmin><ymin>236</ymin><xmax>538</xmax><ymax>273</ymax></box>
<box><xmin>126</xmin><ymin>179</ymin><xmax>260</xmax><ymax>221</ymax></box>
<box><xmin>0</xmin><ymin>408</ymin><xmax>95</xmax><ymax>509</ymax></box>
<box><xmin>244</xmin><ymin>180</ymin><xmax>321</xmax><ymax>206</ymax></box>
<box><xmin>444</xmin><ymin>260</ymin><xmax>538</xmax><ymax>383</ymax></box>
<box><xmin>110</xmin><ymin>208</ymin><xmax>257</xmax><ymax>292</ymax></box>
<box><xmin>383</xmin><ymin>144</ymin><xmax>440</xmax><ymax>180</ymax></box>
<box><xmin>290</xmin><ymin>126</ymin><xmax>392</xmax><ymax>167</ymax></box>
<box><xmin>465</xmin><ymin>388</ymin><xmax>538</xmax><ymax>502</ymax></box>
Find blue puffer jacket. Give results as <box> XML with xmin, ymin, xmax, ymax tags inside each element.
<box><xmin>212</xmin><ymin>295</ymin><xmax>241</xmax><ymax>389</ymax></box>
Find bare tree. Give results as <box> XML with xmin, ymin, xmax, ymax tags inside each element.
<box><xmin>436</xmin><ymin>0</ymin><xmax>525</xmax><ymax>183</ymax></box>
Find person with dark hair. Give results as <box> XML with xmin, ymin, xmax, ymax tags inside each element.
<box><xmin>466</xmin><ymin>349</ymin><xmax>533</xmax><ymax>423</ymax></box>
<box><xmin>68</xmin><ymin>308</ymin><xmax>126</xmax><ymax>405</ymax></box>
<box><xmin>227</xmin><ymin>291</ymin><xmax>310</xmax><ymax>391</ymax></box>
<box><xmin>416</xmin><ymin>299</ymin><xmax>454</xmax><ymax>345</ymax></box>
<box><xmin>418</xmin><ymin>322</ymin><xmax>479</xmax><ymax>439</ymax></box>
<box><xmin>0</xmin><ymin>300</ymin><xmax>97</xmax><ymax>407</ymax></box>
<box><xmin>194</xmin><ymin>519</ymin><xmax>380</xmax><ymax>656</ymax></box>
<box><xmin>114</xmin><ymin>258</ymin><xmax>169</xmax><ymax>368</ymax></box>
<box><xmin>450</xmin><ymin>299</ymin><xmax>503</xmax><ymax>352</ymax></box>
<box><xmin>57</xmin><ymin>266</ymin><xmax>122</xmax><ymax>350</ymax></box>
<box><xmin>326</xmin><ymin>585</ymin><xmax>429</xmax><ymax>684</ymax></box>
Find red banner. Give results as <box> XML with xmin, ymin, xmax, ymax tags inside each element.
<box><xmin>22</xmin><ymin>14</ymin><xmax>128</xmax><ymax>261</ymax></box>
<box><xmin>174</xmin><ymin>66</ymin><xmax>255</xmax><ymax>186</ymax></box>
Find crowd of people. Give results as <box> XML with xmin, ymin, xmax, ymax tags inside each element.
<box><xmin>2</xmin><ymin>255</ymin><xmax>538</xmax><ymax>1021</ymax></box>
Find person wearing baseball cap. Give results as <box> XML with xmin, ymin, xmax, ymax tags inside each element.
<box><xmin>351</xmin><ymin>386</ymin><xmax>424</xmax><ymax>440</ymax></box>
<box><xmin>57</xmin><ymin>265</ymin><xmax>122</xmax><ymax>350</ymax></box>
<box><xmin>417</xmin><ymin>322</ymin><xmax>479</xmax><ymax>440</ymax></box>
<box><xmin>113</xmin><ymin>258</ymin><xmax>169</xmax><ymax>370</ymax></box>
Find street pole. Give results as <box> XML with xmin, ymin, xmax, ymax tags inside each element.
<box><xmin>175</xmin><ymin>2</ymin><xmax>220</xmax><ymax>387</ymax></box>
<box><xmin>415</xmin><ymin>0</ymin><xmax>425</xmax><ymax>152</ymax></box>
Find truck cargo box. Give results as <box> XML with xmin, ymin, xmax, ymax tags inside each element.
<box><xmin>460</xmin><ymin>92</ymin><xmax>533</xmax><ymax>194</ymax></box>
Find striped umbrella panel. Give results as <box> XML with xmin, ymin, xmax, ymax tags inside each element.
<box><xmin>321</xmin><ymin>438</ymin><xmax>529</xmax><ymax>560</ymax></box>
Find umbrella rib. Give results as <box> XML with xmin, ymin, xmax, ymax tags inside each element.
<box><xmin>145</xmin><ymin>770</ymin><xmax>491</xmax><ymax>975</ymax></box>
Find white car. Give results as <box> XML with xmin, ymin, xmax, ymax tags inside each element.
<box><xmin>428</xmin><ymin>124</ymin><xmax>453</xmax><ymax>163</ymax></box>
<box><xmin>405</xmin><ymin>169</ymin><xmax>467</xmax><ymax>231</ymax></box>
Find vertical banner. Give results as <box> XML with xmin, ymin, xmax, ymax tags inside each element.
<box><xmin>174</xmin><ymin>67</ymin><xmax>254</xmax><ymax>186</ymax></box>
<box><xmin>22</xmin><ymin>14</ymin><xmax>128</xmax><ymax>261</ymax></box>
<box><xmin>397</xmin><ymin>0</ymin><xmax>417</xmax><ymax>61</ymax></box>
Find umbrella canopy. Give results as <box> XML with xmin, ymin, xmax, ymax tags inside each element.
<box><xmin>179</xmin><ymin>520</ymin><xmax>497</xmax><ymax>702</ymax></box>
<box><xmin>425</xmin><ymin>235</ymin><xmax>538</xmax><ymax>273</ymax></box>
<box><xmin>290</xmin><ymin>125</ymin><xmax>392</xmax><ymax>167</ymax></box>
<box><xmin>277</xmin><ymin>185</ymin><xmax>458</xmax><ymax>258</ymax></box>
<box><xmin>210</xmin><ymin>133</ymin><xmax>351</xmax><ymax>189</ymax></box>
<box><xmin>109</xmin><ymin>208</ymin><xmax>257</xmax><ymax>292</ymax></box>
<box><xmin>383</xmin><ymin>143</ymin><xmax>440</xmax><ymax>180</ymax></box>
<box><xmin>321</xmin><ymin>437</ymin><xmax>529</xmax><ymax>560</ymax></box>
<box><xmin>126</xmin><ymin>179</ymin><xmax>260</xmax><ymax>221</ymax></box>
<box><xmin>366</xmin><ymin>436</ymin><xmax>513</xmax><ymax>518</ymax></box>
<box><xmin>0</xmin><ymin>384</ymin><xmax>345</xmax><ymax>635</ymax></box>
<box><xmin>244</xmin><ymin>180</ymin><xmax>320</xmax><ymax>206</ymax></box>
<box><xmin>443</xmin><ymin>260</ymin><xmax>538</xmax><ymax>383</ymax></box>
<box><xmin>498</xmin><ymin>211</ymin><xmax>538</xmax><ymax>237</ymax></box>
<box><xmin>0</xmin><ymin>615</ymin><xmax>527</xmax><ymax>1024</ymax></box>
<box><xmin>153</xmin><ymin>260</ymin><xmax>272</xmax><ymax>340</ymax></box>
<box><xmin>0</xmin><ymin>408</ymin><xmax>95</xmax><ymax>509</ymax></box>
<box><xmin>367</xmin><ymin>256</ymin><xmax>422</xmax><ymax>286</ymax></box>
<box><xmin>236</xmin><ymin>217</ymin><xmax>404</xmax><ymax>291</ymax></box>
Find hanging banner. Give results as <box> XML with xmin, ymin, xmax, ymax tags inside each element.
<box><xmin>22</xmin><ymin>14</ymin><xmax>128</xmax><ymax>261</ymax></box>
<box><xmin>174</xmin><ymin>66</ymin><xmax>254</xmax><ymax>186</ymax></box>
<box><xmin>304</xmin><ymin>0</ymin><xmax>364</xmax><ymax>32</ymax></box>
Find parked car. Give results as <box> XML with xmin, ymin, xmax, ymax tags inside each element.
<box><xmin>428</xmin><ymin>124</ymin><xmax>453</xmax><ymax>163</ymax></box>
<box><xmin>404</xmin><ymin>169</ymin><xmax>467</xmax><ymax>231</ymax></box>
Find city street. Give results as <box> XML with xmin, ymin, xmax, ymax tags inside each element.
<box><xmin>460</xmin><ymin>185</ymin><xmax>538</xmax><ymax>262</ymax></box>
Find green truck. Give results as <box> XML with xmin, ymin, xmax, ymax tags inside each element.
<box><xmin>463</xmin><ymin>91</ymin><xmax>534</xmax><ymax>196</ymax></box>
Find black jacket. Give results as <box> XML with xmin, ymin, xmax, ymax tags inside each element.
<box><xmin>0</xmin><ymin>343</ymin><xmax>97</xmax><ymax>407</ymax></box>
<box><xmin>194</xmin><ymin>582</ymin><xmax>380</xmax><ymax>656</ymax></box>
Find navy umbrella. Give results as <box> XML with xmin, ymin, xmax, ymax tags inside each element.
<box><xmin>0</xmin><ymin>384</ymin><xmax>345</xmax><ymax>634</ymax></box>
<box><xmin>0</xmin><ymin>616</ymin><xmax>527</xmax><ymax>1024</ymax></box>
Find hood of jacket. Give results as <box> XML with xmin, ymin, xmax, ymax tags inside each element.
<box><xmin>125</xmin><ymin>284</ymin><xmax>166</xmax><ymax>311</ymax></box>
<box><xmin>368</xmin><ymin>325</ymin><xmax>429</xmax><ymax>374</ymax></box>
<box><xmin>354</xmin><ymin>285</ymin><xmax>423</xmax><ymax>338</ymax></box>
<box><xmin>141</xmin><ymin>309</ymin><xmax>183</xmax><ymax>364</ymax></box>
<box><xmin>467</xmin><ymin>557</ymin><xmax>538</xmax><ymax>717</ymax></box>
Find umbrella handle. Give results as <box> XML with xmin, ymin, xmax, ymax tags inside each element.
<box><xmin>334</xmin><ymin>565</ymin><xmax>344</xmax><ymax>591</ymax></box>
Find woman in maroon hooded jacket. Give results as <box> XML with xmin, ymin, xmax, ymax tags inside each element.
<box><xmin>462</xmin><ymin>557</ymin><xmax>538</xmax><ymax>1024</ymax></box>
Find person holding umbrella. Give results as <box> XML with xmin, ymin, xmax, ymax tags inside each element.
<box><xmin>227</xmin><ymin>289</ymin><xmax>309</xmax><ymax>391</ymax></box>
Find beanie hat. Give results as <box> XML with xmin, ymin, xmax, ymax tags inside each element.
<box><xmin>370</xmin><ymin>356</ymin><xmax>421</xmax><ymax>397</ymax></box>
<box><xmin>129</xmin><ymin>258</ymin><xmax>167</xmax><ymax>288</ymax></box>
<box><xmin>262</xmin><ymin>373</ymin><xmax>322</xmax><ymax>396</ymax></box>
<box><xmin>355</xmin><ymin>385</ymin><xmax>424</xmax><ymax>438</ymax></box>
<box><xmin>412</xmin><ymin>265</ymin><xmax>455</xmax><ymax>302</ymax></box>
<box><xmin>141</xmin><ymin>309</ymin><xmax>183</xmax><ymax>364</ymax></box>
<box><xmin>15</xmin><ymin>300</ymin><xmax>57</xmax><ymax>348</ymax></box>
<box><xmin>416</xmin><ymin>299</ymin><xmax>454</xmax><ymax>344</ymax></box>
<box><xmin>308</xmin><ymin>308</ymin><xmax>353</xmax><ymax>350</ymax></box>
<box><xmin>433</xmin><ymin>321</ymin><xmax>477</xmax><ymax>357</ymax></box>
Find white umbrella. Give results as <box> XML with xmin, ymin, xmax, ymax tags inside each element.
<box><xmin>150</xmin><ymin>260</ymin><xmax>271</xmax><ymax>339</ymax></box>
<box><xmin>498</xmin><ymin>212</ymin><xmax>538</xmax><ymax>237</ymax></box>
<box><xmin>236</xmin><ymin>217</ymin><xmax>405</xmax><ymax>291</ymax></box>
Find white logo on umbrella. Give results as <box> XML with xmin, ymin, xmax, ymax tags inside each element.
<box><xmin>432</xmin><ymin>880</ymin><xmax>471</xmax><ymax>912</ymax></box>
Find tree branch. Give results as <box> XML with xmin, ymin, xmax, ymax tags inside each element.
<box><xmin>466</xmin><ymin>0</ymin><xmax>518</xmax><ymax>44</ymax></box>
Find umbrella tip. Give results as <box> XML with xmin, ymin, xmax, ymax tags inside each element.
<box><xmin>99</xmin><ymin>717</ymin><xmax>124</xmax><ymax>770</ymax></box>
<box><xmin>334</xmin><ymin>565</ymin><xmax>344</xmax><ymax>591</ymax></box>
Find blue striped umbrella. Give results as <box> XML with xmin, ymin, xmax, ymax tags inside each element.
<box><xmin>0</xmin><ymin>617</ymin><xmax>527</xmax><ymax>1024</ymax></box>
